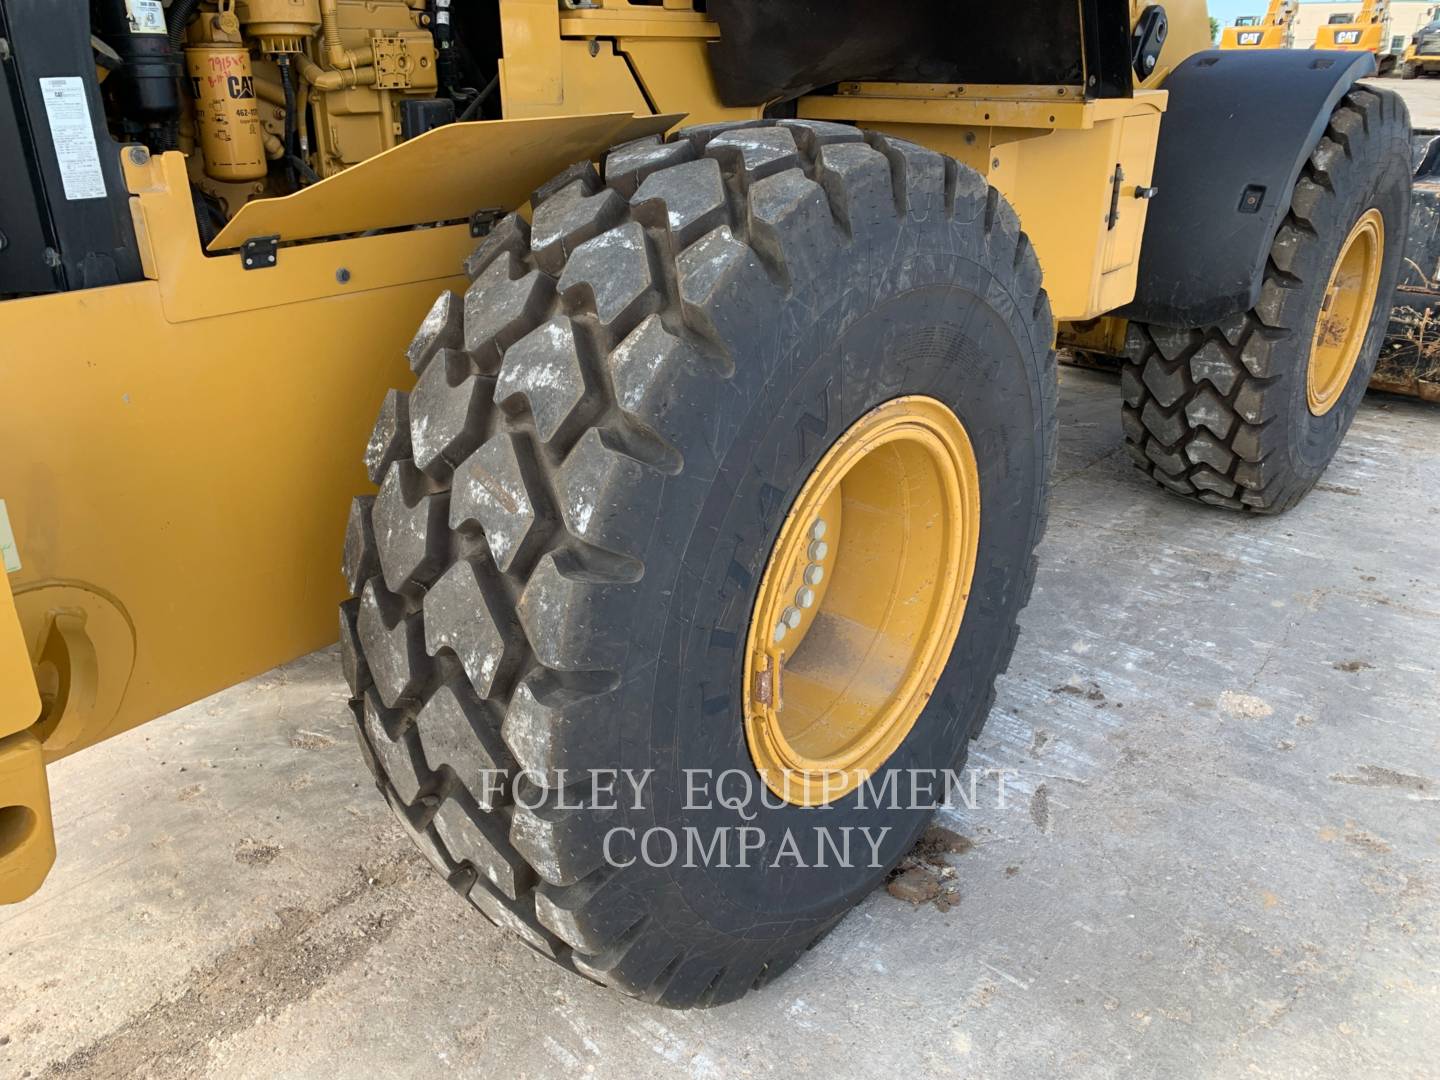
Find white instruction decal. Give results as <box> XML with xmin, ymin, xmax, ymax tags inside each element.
<box><xmin>0</xmin><ymin>500</ymin><xmax>20</xmax><ymax>574</ymax></box>
<box><xmin>125</xmin><ymin>0</ymin><xmax>167</xmax><ymax>34</ymax></box>
<box><xmin>39</xmin><ymin>77</ymin><xmax>107</xmax><ymax>201</ymax></box>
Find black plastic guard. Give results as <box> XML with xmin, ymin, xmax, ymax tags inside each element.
<box><xmin>1121</xmin><ymin>49</ymin><xmax>1375</xmax><ymax>328</ymax></box>
<box><xmin>704</xmin><ymin>0</ymin><xmax>1135</xmax><ymax>107</ymax></box>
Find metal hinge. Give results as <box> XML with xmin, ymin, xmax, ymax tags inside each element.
<box><xmin>241</xmin><ymin>235</ymin><xmax>279</xmax><ymax>270</ymax></box>
<box><xmin>1106</xmin><ymin>164</ymin><xmax>1125</xmax><ymax>230</ymax></box>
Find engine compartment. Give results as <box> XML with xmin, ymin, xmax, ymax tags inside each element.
<box><xmin>93</xmin><ymin>0</ymin><xmax>500</xmax><ymax>237</ymax></box>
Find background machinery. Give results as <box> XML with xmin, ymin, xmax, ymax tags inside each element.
<box><xmin>1314</xmin><ymin>0</ymin><xmax>1397</xmax><ymax>72</ymax></box>
<box><xmin>1220</xmin><ymin>0</ymin><xmax>1297</xmax><ymax>48</ymax></box>
<box><xmin>1402</xmin><ymin>13</ymin><xmax>1440</xmax><ymax>76</ymax></box>
<box><xmin>0</xmin><ymin>0</ymin><xmax>1423</xmax><ymax>1005</ymax></box>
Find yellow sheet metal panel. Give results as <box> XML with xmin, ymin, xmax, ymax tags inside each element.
<box><xmin>802</xmin><ymin>85</ymin><xmax>1092</xmax><ymax>132</ymax></box>
<box><xmin>501</xmin><ymin>41</ymin><xmax>654</xmax><ymax>120</ymax></box>
<box><xmin>0</xmin><ymin>160</ymin><xmax>474</xmax><ymax>758</ymax></box>
<box><xmin>0</xmin><ymin>732</ymin><xmax>53</xmax><ymax>904</ymax></box>
<box><xmin>0</xmin><ymin>566</ymin><xmax>40</xmax><ymax>741</ymax></box>
<box><xmin>499</xmin><ymin>0</ymin><xmax>564</xmax><ymax>107</ymax></box>
<box><xmin>208</xmin><ymin>111</ymin><xmax>679</xmax><ymax>250</ymax></box>
<box><xmin>801</xmin><ymin>89</ymin><xmax>1166</xmax><ymax>323</ymax></box>
<box><xmin>617</xmin><ymin>38</ymin><xmax>757</xmax><ymax>127</ymax></box>
<box><xmin>500</xmin><ymin>0</ymin><xmax>756</xmax><ymax>128</ymax></box>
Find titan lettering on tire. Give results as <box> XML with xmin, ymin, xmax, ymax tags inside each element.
<box><xmin>342</xmin><ymin>120</ymin><xmax>1056</xmax><ymax>1006</ymax></box>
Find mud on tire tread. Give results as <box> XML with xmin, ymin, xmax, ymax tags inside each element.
<box><xmin>345</xmin><ymin>120</ymin><xmax>1056</xmax><ymax>1007</ymax></box>
<box><xmin>1121</xmin><ymin>87</ymin><xmax>1410</xmax><ymax>513</ymax></box>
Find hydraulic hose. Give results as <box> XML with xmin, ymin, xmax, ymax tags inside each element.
<box><xmin>457</xmin><ymin>73</ymin><xmax>498</xmax><ymax>122</ymax></box>
<box><xmin>167</xmin><ymin>0</ymin><xmax>200</xmax><ymax>51</ymax></box>
<box><xmin>278</xmin><ymin>55</ymin><xmax>298</xmax><ymax>159</ymax></box>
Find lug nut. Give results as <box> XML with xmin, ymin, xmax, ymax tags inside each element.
<box><xmin>783</xmin><ymin>606</ymin><xmax>802</xmax><ymax>629</ymax></box>
<box><xmin>796</xmin><ymin>587</ymin><xmax>815</xmax><ymax>609</ymax></box>
<box><xmin>808</xmin><ymin>540</ymin><xmax>828</xmax><ymax>561</ymax></box>
<box><xmin>773</xmin><ymin>622</ymin><xmax>788</xmax><ymax>644</ymax></box>
<box><xmin>804</xmin><ymin>564</ymin><xmax>823</xmax><ymax>586</ymax></box>
<box><xmin>811</xmin><ymin>519</ymin><xmax>827</xmax><ymax>540</ymax></box>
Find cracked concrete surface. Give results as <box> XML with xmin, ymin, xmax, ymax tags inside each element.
<box><xmin>2</xmin><ymin>368</ymin><xmax>1437</xmax><ymax>1079</ymax></box>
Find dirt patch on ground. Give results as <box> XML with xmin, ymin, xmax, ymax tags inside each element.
<box><xmin>40</xmin><ymin>848</ymin><xmax>428</xmax><ymax>1080</ymax></box>
<box><xmin>1330</xmin><ymin>765</ymin><xmax>1430</xmax><ymax>791</ymax></box>
<box><xmin>1332</xmin><ymin>659</ymin><xmax>1375</xmax><ymax>673</ymax></box>
<box><xmin>884</xmin><ymin>825</ymin><xmax>972</xmax><ymax>911</ymax></box>
<box><xmin>1030</xmin><ymin>784</ymin><xmax>1051</xmax><ymax>833</ymax></box>
<box><xmin>234</xmin><ymin>838</ymin><xmax>283</xmax><ymax>867</ymax></box>
<box><xmin>1052</xmin><ymin>681</ymin><xmax>1106</xmax><ymax>702</ymax></box>
<box><xmin>1219</xmin><ymin>691</ymin><xmax>1274</xmax><ymax>720</ymax></box>
<box><xmin>289</xmin><ymin>730</ymin><xmax>336</xmax><ymax>751</ymax></box>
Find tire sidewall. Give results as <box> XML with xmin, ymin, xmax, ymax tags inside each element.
<box><xmin>605</xmin><ymin>234</ymin><xmax>1050</xmax><ymax>942</ymax></box>
<box><xmin>1282</xmin><ymin>104</ymin><xmax>1410</xmax><ymax>476</ymax></box>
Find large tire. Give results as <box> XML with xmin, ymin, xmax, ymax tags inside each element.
<box><xmin>340</xmin><ymin>119</ymin><xmax>1056</xmax><ymax>1006</ymax></box>
<box><xmin>1402</xmin><ymin>61</ymin><xmax>1419</xmax><ymax>80</ymax></box>
<box><xmin>1120</xmin><ymin>86</ymin><xmax>1410</xmax><ymax>513</ymax></box>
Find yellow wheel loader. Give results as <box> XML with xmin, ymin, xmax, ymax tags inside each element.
<box><xmin>0</xmin><ymin>0</ymin><xmax>1419</xmax><ymax>1005</ymax></box>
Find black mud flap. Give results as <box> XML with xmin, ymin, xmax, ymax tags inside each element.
<box><xmin>1121</xmin><ymin>49</ymin><xmax>1376</xmax><ymax>328</ymax></box>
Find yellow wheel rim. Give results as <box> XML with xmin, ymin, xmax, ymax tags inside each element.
<box><xmin>742</xmin><ymin>396</ymin><xmax>981</xmax><ymax>806</ymax></box>
<box><xmin>1308</xmin><ymin>208</ymin><xmax>1384</xmax><ymax>416</ymax></box>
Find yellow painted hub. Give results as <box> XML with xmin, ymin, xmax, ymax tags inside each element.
<box><xmin>742</xmin><ymin>396</ymin><xmax>981</xmax><ymax>806</ymax></box>
<box><xmin>1308</xmin><ymin>208</ymin><xmax>1384</xmax><ymax>417</ymax></box>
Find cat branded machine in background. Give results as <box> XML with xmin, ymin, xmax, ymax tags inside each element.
<box><xmin>1314</xmin><ymin>0</ymin><xmax>1397</xmax><ymax>72</ymax></box>
<box><xmin>1220</xmin><ymin>0</ymin><xmax>1297</xmax><ymax>48</ymax></box>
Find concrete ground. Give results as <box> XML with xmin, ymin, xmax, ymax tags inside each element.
<box><xmin>2</xmin><ymin>368</ymin><xmax>1436</xmax><ymax>1079</ymax></box>
<box><xmin>1378</xmin><ymin>71</ymin><xmax>1440</xmax><ymax>127</ymax></box>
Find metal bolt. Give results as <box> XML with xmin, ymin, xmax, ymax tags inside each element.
<box><xmin>43</xmin><ymin>247</ymin><xmax>61</xmax><ymax>268</ymax></box>
<box><xmin>808</xmin><ymin>540</ymin><xmax>828</xmax><ymax>561</ymax></box>
<box><xmin>335</xmin><ymin>267</ymin><xmax>351</xmax><ymax>283</ymax></box>
<box><xmin>245</xmin><ymin>257</ymin><xmax>254</xmax><ymax>266</ymax></box>
<box><xmin>811</xmin><ymin>519</ymin><xmax>826</xmax><ymax>540</ymax></box>
<box><xmin>796</xmin><ymin>587</ymin><xmax>815</xmax><ymax>609</ymax></box>
<box><xmin>773</xmin><ymin>622</ymin><xmax>787</xmax><ymax>644</ymax></box>
<box><xmin>804</xmin><ymin>564</ymin><xmax>823</xmax><ymax>586</ymax></box>
<box><xmin>128</xmin><ymin>145</ymin><xmax>149</xmax><ymax>166</ymax></box>
<box><xmin>783</xmin><ymin>606</ymin><xmax>802</xmax><ymax>629</ymax></box>
<box><xmin>1145</xmin><ymin>54</ymin><xmax>1156</xmax><ymax>72</ymax></box>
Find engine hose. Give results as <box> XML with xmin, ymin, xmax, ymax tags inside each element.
<box><xmin>278</xmin><ymin>56</ymin><xmax>298</xmax><ymax>160</ymax></box>
<box><xmin>166</xmin><ymin>0</ymin><xmax>200</xmax><ymax>51</ymax></box>
<box><xmin>457</xmin><ymin>73</ymin><xmax>498</xmax><ymax>122</ymax></box>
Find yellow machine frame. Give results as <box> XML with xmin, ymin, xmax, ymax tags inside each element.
<box><xmin>0</xmin><ymin>0</ymin><xmax>1214</xmax><ymax>900</ymax></box>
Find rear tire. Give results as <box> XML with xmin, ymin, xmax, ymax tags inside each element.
<box><xmin>1120</xmin><ymin>86</ymin><xmax>1410</xmax><ymax>513</ymax></box>
<box><xmin>1403</xmin><ymin>61</ymin><xmax>1419</xmax><ymax>80</ymax></box>
<box><xmin>340</xmin><ymin>120</ymin><xmax>1056</xmax><ymax>1006</ymax></box>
